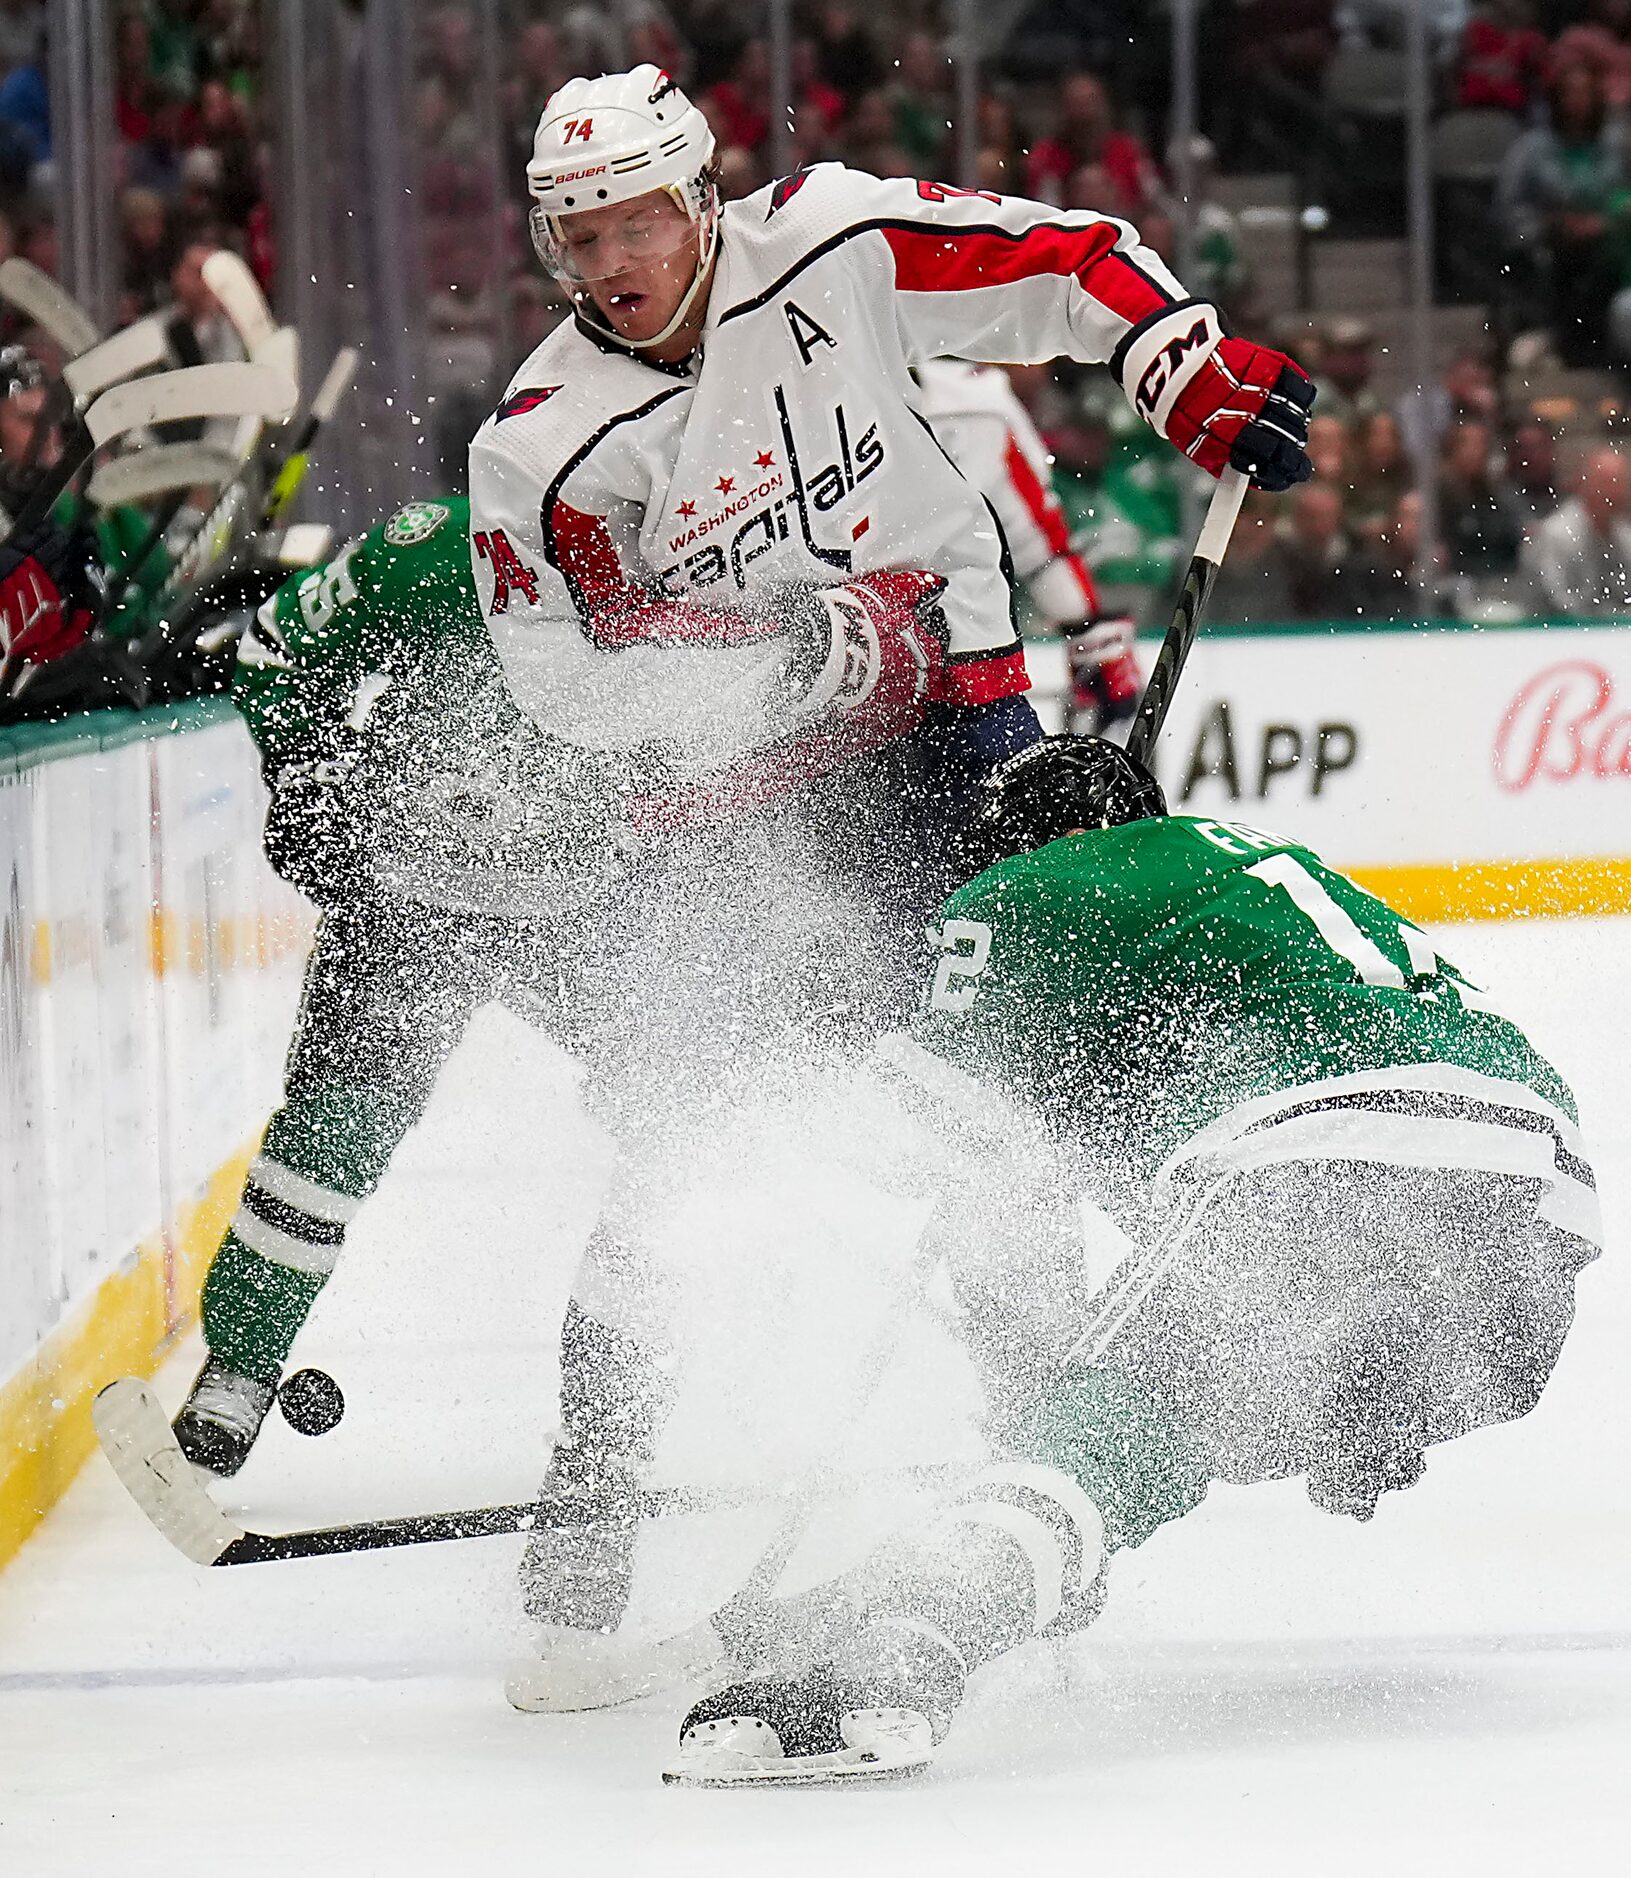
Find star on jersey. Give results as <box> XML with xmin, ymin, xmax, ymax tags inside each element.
<box><xmin>755</xmin><ymin>450</ymin><xmax>776</xmax><ymax>469</ymax></box>
<box><xmin>716</xmin><ymin>475</ymin><xmax>735</xmax><ymax>495</ymax></box>
<box><xmin>677</xmin><ymin>500</ymin><xmax>696</xmax><ymax>519</ymax></box>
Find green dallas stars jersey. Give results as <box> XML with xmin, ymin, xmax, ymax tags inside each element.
<box><xmin>233</xmin><ymin>496</ymin><xmax>616</xmax><ymax>916</ymax></box>
<box><xmin>905</xmin><ymin>814</ymin><xmax>1585</xmax><ymax>1214</ymax></box>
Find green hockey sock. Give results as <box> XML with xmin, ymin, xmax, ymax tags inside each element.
<box><xmin>200</xmin><ymin>1232</ymin><xmax>327</xmax><ymax>1383</ymax></box>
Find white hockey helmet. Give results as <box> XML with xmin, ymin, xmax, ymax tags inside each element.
<box><xmin>526</xmin><ymin>64</ymin><xmax>719</xmax><ymax>350</ymax></box>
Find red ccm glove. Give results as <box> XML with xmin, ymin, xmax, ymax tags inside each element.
<box><xmin>1063</xmin><ymin>614</ymin><xmax>1141</xmax><ymax>735</ymax></box>
<box><xmin>630</xmin><ymin>570</ymin><xmax>948</xmax><ymax>832</ymax></box>
<box><xmin>775</xmin><ymin>567</ymin><xmax>947</xmax><ymax>768</ymax></box>
<box><xmin>1117</xmin><ymin>302</ymin><xmax>1314</xmax><ymax>492</ymax></box>
<box><xmin>0</xmin><ymin>521</ymin><xmax>104</xmax><ymax>695</ymax></box>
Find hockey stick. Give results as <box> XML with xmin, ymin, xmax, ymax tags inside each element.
<box><xmin>59</xmin><ymin>314</ymin><xmax>170</xmax><ymax>404</ymax></box>
<box><xmin>147</xmin><ymin>327</ymin><xmax>310</xmax><ymax>607</ymax></box>
<box><xmin>1125</xmin><ymin>467</ymin><xmax>1248</xmax><ymax>769</ymax></box>
<box><xmin>88</xmin><ymin>441</ymin><xmax>240</xmax><ymax>510</ymax></box>
<box><xmin>91</xmin><ymin>1379</ymin><xmax>959</xmax><ymax>1568</ymax></box>
<box><xmin>17</xmin><ymin>310</ymin><xmax>169</xmax><ymax>479</ymax></box>
<box><xmin>0</xmin><ymin>361</ymin><xmax>297</xmax><ymax>545</ymax></box>
<box><xmin>201</xmin><ymin>249</ymin><xmax>278</xmax><ymax>359</ymax></box>
<box><xmin>103</xmin><ymin>404</ymin><xmax>279</xmax><ymax>615</ymax></box>
<box><xmin>0</xmin><ymin>257</ymin><xmax>100</xmax><ymax>356</ymax></box>
<box><xmin>256</xmin><ymin>345</ymin><xmax>359</xmax><ymax>530</ymax></box>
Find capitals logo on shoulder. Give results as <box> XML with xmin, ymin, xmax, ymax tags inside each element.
<box><xmin>384</xmin><ymin>501</ymin><xmax>451</xmax><ymax>547</ymax></box>
<box><xmin>766</xmin><ymin>168</ymin><xmax>812</xmax><ymax>218</ymax></box>
<box><xmin>495</xmin><ymin>385</ymin><xmax>563</xmax><ymax>423</ymax></box>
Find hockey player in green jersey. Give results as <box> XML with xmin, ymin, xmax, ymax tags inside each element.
<box><xmin>669</xmin><ymin>736</ymin><xmax>1601</xmax><ymax>1785</ymax></box>
<box><xmin>172</xmin><ymin>495</ymin><xmax>622</xmax><ymax>1476</ymax></box>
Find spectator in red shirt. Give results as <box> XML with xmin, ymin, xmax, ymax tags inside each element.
<box><xmin>1025</xmin><ymin>72</ymin><xmax>1159</xmax><ymax>211</ymax></box>
<box><xmin>114</xmin><ymin>10</ymin><xmax>153</xmax><ymax>145</ymax></box>
<box><xmin>1456</xmin><ymin>2</ymin><xmax>1549</xmax><ymax>115</ymax></box>
<box><xmin>704</xmin><ymin>39</ymin><xmax>772</xmax><ymax>156</ymax></box>
<box><xmin>793</xmin><ymin>39</ymin><xmax>846</xmax><ymax>142</ymax></box>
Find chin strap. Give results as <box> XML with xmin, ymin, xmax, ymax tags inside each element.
<box><xmin>573</xmin><ymin>201</ymin><xmax>721</xmax><ymax>357</ymax></box>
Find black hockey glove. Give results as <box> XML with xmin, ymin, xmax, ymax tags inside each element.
<box><xmin>1229</xmin><ymin>361</ymin><xmax>1315</xmax><ymax>494</ymax></box>
<box><xmin>261</xmin><ymin>745</ymin><xmax>375</xmax><ymax>911</ymax></box>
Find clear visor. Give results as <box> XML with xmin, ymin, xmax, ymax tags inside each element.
<box><xmin>531</xmin><ymin>197</ymin><xmax>698</xmax><ymax>285</ymax></box>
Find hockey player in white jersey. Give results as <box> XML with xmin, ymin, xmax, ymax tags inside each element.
<box><xmin>471</xmin><ymin>64</ymin><xmax>1315</xmax><ymax>1695</ymax></box>
<box><xmin>470</xmin><ymin>63</ymin><xmax>1312</xmax><ymax>842</ymax></box>
<box><xmin>912</xmin><ymin>358</ymin><xmax>1142</xmax><ymax>737</ymax></box>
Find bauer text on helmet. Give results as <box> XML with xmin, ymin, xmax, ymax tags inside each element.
<box><xmin>528</xmin><ymin>65</ymin><xmax>720</xmax><ymax>356</ymax></box>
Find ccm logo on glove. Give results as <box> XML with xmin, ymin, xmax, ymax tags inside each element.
<box><xmin>1116</xmin><ymin>301</ymin><xmax>1315</xmax><ymax>493</ymax></box>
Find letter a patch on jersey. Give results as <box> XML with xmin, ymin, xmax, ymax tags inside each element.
<box><xmin>785</xmin><ymin>300</ymin><xmax>837</xmax><ymax>369</ymax></box>
<box><xmin>495</xmin><ymin>385</ymin><xmax>562</xmax><ymax>423</ymax></box>
<box><xmin>473</xmin><ymin>529</ymin><xmax>540</xmax><ymax>613</ymax></box>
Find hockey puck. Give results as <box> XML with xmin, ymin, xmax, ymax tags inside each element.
<box><xmin>278</xmin><ymin>1367</ymin><xmax>345</xmax><ymax>1437</ymax></box>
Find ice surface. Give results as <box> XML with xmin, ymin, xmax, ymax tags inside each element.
<box><xmin>1</xmin><ymin>919</ymin><xmax>1627</xmax><ymax>1876</ymax></box>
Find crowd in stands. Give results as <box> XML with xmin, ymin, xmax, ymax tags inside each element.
<box><xmin>5</xmin><ymin>2</ymin><xmax>1631</xmax><ymax>729</ymax></box>
<box><xmin>0</xmin><ymin>1</ymin><xmax>270</xmax><ymax>340</ymax></box>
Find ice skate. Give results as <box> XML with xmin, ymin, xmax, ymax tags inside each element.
<box><xmin>171</xmin><ymin>1355</ymin><xmax>279</xmax><ymax>1479</ymax></box>
<box><xmin>506</xmin><ymin>1616</ymin><xmax>727</xmax><ymax>1714</ymax></box>
<box><xmin>663</xmin><ymin>1619</ymin><xmax>966</xmax><ymax>1787</ymax></box>
<box><xmin>509</xmin><ymin>1429</ymin><xmax>672</xmax><ymax>1712</ymax></box>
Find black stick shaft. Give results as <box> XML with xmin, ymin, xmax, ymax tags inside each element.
<box><xmin>221</xmin><ymin>1502</ymin><xmax>541</xmax><ymax>1564</ymax></box>
<box><xmin>1125</xmin><ymin>469</ymin><xmax>1248</xmax><ymax>769</ymax></box>
<box><xmin>3</xmin><ymin>420</ymin><xmax>93</xmax><ymax>541</ymax></box>
<box><xmin>208</xmin><ymin>1467</ymin><xmax>961</xmax><ymax>1567</ymax></box>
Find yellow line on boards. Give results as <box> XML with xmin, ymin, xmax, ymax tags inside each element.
<box><xmin>1350</xmin><ymin>858</ymin><xmax>1631</xmax><ymax>923</ymax></box>
<box><xmin>0</xmin><ymin>1139</ymin><xmax>259</xmax><ymax>1574</ymax></box>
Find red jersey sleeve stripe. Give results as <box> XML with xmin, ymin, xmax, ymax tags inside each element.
<box><xmin>1001</xmin><ymin>431</ymin><xmax>1072</xmax><ymax>558</ymax></box>
<box><xmin>882</xmin><ymin>221</ymin><xmax>1172</xmax><ymax>327</ymax></box>
<box><xmin>942</xmin><ymin>647</ymin><xmax>1032</xmax><ymax>707</ymax></box>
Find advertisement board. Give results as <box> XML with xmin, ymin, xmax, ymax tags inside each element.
<box><xmin>1028</xmin><ymin>621</ymin><xmax>1631</xmax><ymax>908</ymax></box>
<box><xmin>2</xmin><ymin>709</ymin><xmax>308</xmax><ymax>1386</ymax></box>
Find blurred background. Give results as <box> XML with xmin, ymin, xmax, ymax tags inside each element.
<box><xmin>9</xmin><ymin>0</ymin><xmax>1631</xmax><ymax>624</ymax></box>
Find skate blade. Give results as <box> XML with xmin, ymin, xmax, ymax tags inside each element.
<box><xmin>662</xmin><ymin>1745</ymin><xmax>929</xmax><ymax>1788</ymax></box>
<box><xmin>663</xmin><ymin>1708</ymin><xmax>934</xmax><ymax>1787</ymax></box>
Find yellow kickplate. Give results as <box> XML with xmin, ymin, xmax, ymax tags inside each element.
<box><xmin>0</xmin><ymin>1139</ymin><xmax>259</xmax><ymax>1573</ymax></box>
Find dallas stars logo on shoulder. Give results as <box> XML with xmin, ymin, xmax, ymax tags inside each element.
<box><xmin>384</xmin><ymin>501</ymin><xmax>451</xmax><ymax>547</ymax></box>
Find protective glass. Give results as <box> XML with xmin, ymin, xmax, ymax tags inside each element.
<box><xmin>531</xmin><ymin>199</ymin><xmax>697</xmax><ymax>285</ymax></box>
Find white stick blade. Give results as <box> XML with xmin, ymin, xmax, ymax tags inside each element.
<box><xmin>92</xmin><ymin>1379</ymin><xmax>245</xmax><ymax>1566</ymax></box>
<box><xmin>201</xmin><ymin>250</ymin><xmax>277</xmax><ymax>356</ymax></box>
<box><xmin>61</xmin><ymin>314</ymin><xmax>170</xmax><ymax>402</ymax></box>
<box><xmin>0</xmin><ymin>257</ymin><xmax>100</xmax><ymax>355</ymax></box>
<box><xmin>85</xmin><ymin>362</ymin><xmax>298</xmax><ymax>446</ymax></box>
<box><xmin>88</xmin><ymin>441</ymin><xmax>239</xmax><ymax>507</ymax></box>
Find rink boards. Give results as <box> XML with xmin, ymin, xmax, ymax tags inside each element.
<box><xmin>1033</xmin><ymin>615</ymin><xmax>1631</xmax><ymax>919</ymax></box>
<box><xmin>0</xmin><ymin>704</ymin><xmax>308</xmax><ymax>1569</ymax></box>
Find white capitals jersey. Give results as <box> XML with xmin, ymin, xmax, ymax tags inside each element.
<box><xmin>912</xmin><ymin>358</ymin><xmax>1102</xmax><ymax>627</ymax></box>
<box><xmin>469</xmin><ymin>163</ymin><xmax>1200</xmax><ymax>770</ymax></box>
